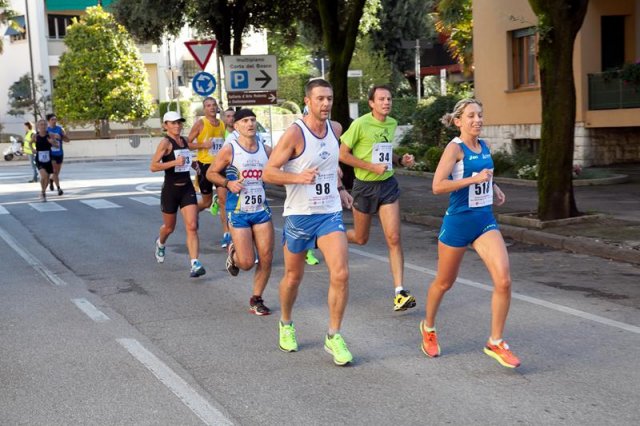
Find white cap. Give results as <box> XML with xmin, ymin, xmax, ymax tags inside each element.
<box><xmin>163</xmin><ymin>111</ymin><xmax>185</xmax><ymax>122</ymax></box>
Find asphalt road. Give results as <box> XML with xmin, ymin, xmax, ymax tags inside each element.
<box><xmin>1</xmin><ymin>159</ymin><xmax>639</xmax><ymax>425</ymax></box>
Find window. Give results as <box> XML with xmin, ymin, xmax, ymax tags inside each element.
<box><xmin>47</xmin><ymin>14</ymin><xmax>78</xmax><ymax>39</ymax></box>
<box><xmin>513</xmin><ymin>138</ymin><xmax>540</xmax><ymax>156</ymax></box>
<box><xmin>601</xmin><ymin>16</ymin><xmax>625</xmax><ymax>71</ymax></box>
<box><xmin>511</xmin><ymin>27</ymin><xmax>538</xmax><ymax>89</ymax></box>
<box><xmin>182</xmin><ymin>60</ymin><xmax>199</xmax><ymax>83</ymax></box>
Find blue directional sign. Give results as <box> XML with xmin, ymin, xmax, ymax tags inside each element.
<box><xmin>192</xmin><ymin>72</ymin><xmax>217</xmax><ymax>96</ymax></box>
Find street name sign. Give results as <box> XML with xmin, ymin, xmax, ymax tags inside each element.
<box><xmin>184</xmin><ymin>39</ymin><xmax>217</xmax><ymax>70</ymax></box>
<box><xmin>227</xmin><ymin>91</ymin><xmax>277</xmax><ymax>107</ymax></box>
<box><xmin>223</xmin><ymin>55</ymin><xmax>278</xmax><ymax>92</ymax></box>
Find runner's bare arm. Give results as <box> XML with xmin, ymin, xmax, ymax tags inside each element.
<box><xmin>263</xmin><ymin>125</ymin><xmax>317</xmax><ymax>185</ymax></box>
<box><xmin>150</xmin><ymin>138</ymin><xmax>181</xmax><ymax>172</ymax></box>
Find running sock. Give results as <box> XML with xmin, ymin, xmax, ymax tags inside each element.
<box><xmin>489</xmin><ymin>337</ymin><xmax>503</xmax><ymax>346</ymax></box>
<box><xmin>191</xmin><ymin>259</ymin><xmax>199</xmax><ymax>266</ymax></box>
<box><xmin>424</xmin><ymin>324</ymin><xmax>436</xmax><ymax>333</ymax></box>
<box><xmin>156</xmin><ymin>239</ymin><xmax>165</xmax><ymax>248</ymax></box>
<box><xmin>327</xmin><ymin>329</ymin><xmax>339</xmax><ymax>338</ymax></box>
<box><xmin>280</xmin><ymin>320</ymin><xmax>292</xmax><ymax>326</ymax></box>
<box><xmin>394</xmin><ymin>286</ymin><xmax>404</xmax><ymax>295</ymax></box>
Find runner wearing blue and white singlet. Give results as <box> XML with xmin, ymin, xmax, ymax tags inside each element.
<box><xmin>207</xmin><ymin>108</ymin><xmax>275</xmax><ymax>316</ymax></box>
<box><xmin>224</xmin><ymin>136</ymin><xmax>271</xmax><ymax>228</ymax></box>
<box><xmin>263</xmin><ymin>78</ymin><xmax>355</xmax><ymax>366</ymax></box>
<box><xmin>438</xmin><ymin>137</ymin><xmax>498</xmax><ymax>248</ymax></box>
<box><xmin>419</xmin><ymin>99</ymin><xmax>521</xmax><ymax>369</ymax></box>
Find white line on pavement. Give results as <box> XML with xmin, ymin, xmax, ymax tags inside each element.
<box><xmin>116</xmin><ymin>338</ymin><xmax>232</xmax><ymax>426</ymax></box>
<box><xmin>347</xmin><ymin>247</ymin><xmax>640</xmax><ymax>335</ymax></box>
<box><xmin>71</xmin><ymin>298</ymin><xmax>110</xmax><ymax>322</ymax></box>
<box><xmin>80</xmin><ymin>199</ymin><xmax>122</xmax><ymax>209</ymax></box>
<box><xmin>0</xmin><ymin>205</ymin><xmax>8</xmax><ymax>214</ymax></box>
<box><xmin>0</xmin><ymin>226</ymin><xmax>67</xmax><ymax>287</ymax></box>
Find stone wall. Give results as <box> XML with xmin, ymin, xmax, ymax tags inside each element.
<box><xmin>482</xmin><ymin>124</ymin><xmax>640</xmax><ymax>166</ymax></box>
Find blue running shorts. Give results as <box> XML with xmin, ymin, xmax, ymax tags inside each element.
<box><xmin>227</xmin><ymin>207</ymin><xmax>272</xmax><ymax>229</ymax></box>
<box><xmin>438</xmin><ymin>210</ymin><xmax>499</xmax><ymax>248</ymax></box>
<box><xmin>283</xmin><ymin>211</ymin><xmax>345</xmax><ymax>254</ymax></box>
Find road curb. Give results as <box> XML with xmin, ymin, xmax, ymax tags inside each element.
<box><xmin>266</xmin><ymin>185</ymin><xmax>640</xmax><ymax>265</ymax></box>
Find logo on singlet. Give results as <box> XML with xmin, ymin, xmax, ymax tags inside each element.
<box><xmin>242</xmin><ymin>169</ymin><xmax>263</xmax><ymax>179</ymax></box>
<box><xmin>319</xmin><ymin>151</ymin><xmax>330</xmax><ymax>160</ymax></box>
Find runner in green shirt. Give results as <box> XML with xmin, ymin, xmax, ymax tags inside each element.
<box><xmin>339</xmin><ymin>85</ymin><xmax>417</xmax><ymax>312</ymax></box>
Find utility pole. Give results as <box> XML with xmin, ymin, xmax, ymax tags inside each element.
<box><xmin>415</xmin><ymin>38</ymin><xmax>421</xmax><ymax>101</ymax></box>
<box><xmin>25</xmin><ymin>0</ymin><xmax>38</xmax><ymax>121</ymax></box>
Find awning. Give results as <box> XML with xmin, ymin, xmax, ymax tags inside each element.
<box><xmin>4</xmin><ymin>15</ymin><xmax>25</xmax><ymax>36</ymax></box>
<box><xmin>45</xmin><ymin>0</ymin><xmax>114</xmax><ymax>12</ymax></box>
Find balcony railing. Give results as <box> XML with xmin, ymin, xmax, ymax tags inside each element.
<box><xmin>588</xmin><ymin>72</ymin><xmax>640</xmax><ymax>110</ymax></box>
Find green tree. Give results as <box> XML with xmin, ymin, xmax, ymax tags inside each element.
<box><xmin>268</xmin><ymin>30</ymin><xmax>313</xmax><ymax>107</ymax></box>
<box><xmin>347</xmin><ymin>35</ymin><xmax>393</xmax><ymax>100</ymax></box>
<box><xmin>529</xmin><ymin>0</ymin><xmax>589</xmax><ymax>220</ymax></box>
<box><xmin>7</xmin><ymin>74</ymin><xmax>52</xmax><ymax>120</ymax></box>
<box><xmin>0</xmin><ymin>0</ymin><xmax>19</xmax><ymax>54</ymax></box>
<box><xmin>433</xmin><ymin>0</ymin><xmax>473</xmax><ymax>74</ymax></box>
<box><xmin>370</xmin><ymin>0</ymin><xmax>435</xmax><ymax>88</ymax></box>
<box><xmin>54</xmin><ymin>6</ymin><xmax>154</xmax><ymax>138</ymax></box>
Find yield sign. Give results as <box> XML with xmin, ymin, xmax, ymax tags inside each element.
<box><xmin>184</xmin><ymin>39</ymin><xmax>217</xmax><ymax>70</ymax></box>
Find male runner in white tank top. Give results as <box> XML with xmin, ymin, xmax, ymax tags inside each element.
<box><xmin>264</xmin><ymin>78</ymin><xmax>354</xmax><ymax>366</ymax></box>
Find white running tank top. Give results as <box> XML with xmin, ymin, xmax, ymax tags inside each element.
<box><xmin>283</xmin><ymin>119</ymin><xmax>342</xmax><ymax>216</ymax></box>
<box><xmin>227</xmin><ymin>138</ymin><xmax>269</xmax><ymax>214</ymax></box>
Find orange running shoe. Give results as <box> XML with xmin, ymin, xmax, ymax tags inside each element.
<box><xmin>484</xmin><ymin>340</ymin><xmax>521</xmax><ymax>368</ymax></box>
<box><xmin>419</xmin><ymin>320</ymin><xmax>441</xmax><ymax>358</ymax></box>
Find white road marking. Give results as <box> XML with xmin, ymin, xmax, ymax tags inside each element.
<box><xmin>0</xmin><ymin>205</ymin><xmax>9</xmax><ymax>214</ymax></box>
<box><xmin>72</xmin><ymin>298</ymin><xmax>110</xmax><ymax>322</ymax></box>
<box><xmin>80</xmin><ymin>199</ymin><xmax>122</xmax><ymax>209</ymax></box>
<box><xmin>130</xmin><ymin>196</ymin><xmax>160</xmax><ymax>206</ymax></box>
<box><xmin>29</xmin><ymin>201</ymin><xmax>66</xmax><ymax>212</ymax></box>
<box><xmin>116</xmin><ymin>338</ymin><xmax>232</xmax><ymax>426</ymax></box>
<box><xmin>0</xmin><ymin>226</ymin><xmax>66</xmax><ymax>286</ymax></box>
<box><xmin>348</xmin><ymin>247</ymin><xmax>640</xmax><ymax>335</ymax></box>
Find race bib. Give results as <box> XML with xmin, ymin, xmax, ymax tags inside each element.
<box><xmin>240</xmin><ymin>180</ymin><xmax>266</xmax><ymax>213</ymax></box>
<box><xmin>306</xmin><ymin>172</ymin><xmax>336</xmax><ymax>207</ymax></box>
<box><xmin>372</xmin><ymin>142</ymin><xmax>393</xmax><ymax>170</ymax></box>
<box><xmin>38</xmin><ymin>151</ymin><xmax>50</xmax><ymax>162</ymax></box>
<box><xmin>209</xmin><ymin>138</ymin><xmax>224</xmax><ymax>156</ymax></box>
<box><xmin>173</xmin><ymin>149</ymin><xmax>192</xmax><ymax>173</ymax></box>
<box><xmin>468</xmin><ymin>172</ymin><xmax>493</xmax><ymax>207</ymax></box>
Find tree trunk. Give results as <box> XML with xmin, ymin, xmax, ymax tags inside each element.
<box><xmin>529</xmin><ymin>0</ymin><xmax>589</xmax><ymax>220</ymax></box>
<box><xmin>316</xmin><ymin>0</ymin><xmax>366</xmax><ymax>130</ymax></box>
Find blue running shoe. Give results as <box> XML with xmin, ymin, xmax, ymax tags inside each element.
<box><xmin>190</xmin><ymin>260</ymin><xmax>206</xmax><ymax>278</ymax></box>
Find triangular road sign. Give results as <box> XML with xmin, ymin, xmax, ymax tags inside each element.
<box><xmin>184</xmin><ymin>39</ymin><xmax>217</xmax><ymax>70</ymax></box>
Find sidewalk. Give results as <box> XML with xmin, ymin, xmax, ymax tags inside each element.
<box><xmin>264</xmin><ymin>164</ymin><xmax>640</xmax><ymax>265</ymax></box>
<box><xmin>394</xmin><ymin>165</ymin><xmax>640</xmax><ymax>265</ymax></box>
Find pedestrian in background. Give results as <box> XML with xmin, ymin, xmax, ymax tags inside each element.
<box><xmin>23</xmin><ymin>122</ymin><xmax>38</xmax><ymax>183</ymax></box>
<box><xmin>419</xmin><ymin>98</ymin><xmax>521</xmax><ymax>369</ymax></box>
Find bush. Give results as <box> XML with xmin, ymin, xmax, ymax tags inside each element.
<box><xmin>279</xmin><ymin>74</ymin><xmax>310</xmax><ymax>106</ymax></box>
<box><xmin>491</xmin><ymin>150</ymin><xmax>515</xmax><ymax>176</ymax></box>
<box><xmin>517</xmin><ymin>161</ymin><xmax>539</xmax><ymax>180</ymax></box>
<box><xmin>159</xmin><ymin>101</ymin><xmax>192</xmax><ymax>119</ymax></box>
<box><xmin>424</xmin><ymin>146</ymin><xmax>445</xmax><ymax>171</ymax></box>
<box><xmin>412</xmin><ymin>95</ymin><xmax>463</xmax><ymax>147</ymax></box>
<box><xmin>356</xmin><ymin>96</ymin><xmax>417</xmax><ymax>125</ymax></box>
<box><xmin>280</xmin><ymin>100</ymin><xmax>302</xmax><ymax>114</ymax></box>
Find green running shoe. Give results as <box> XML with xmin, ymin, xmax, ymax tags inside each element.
<box><xmin>324</xmin><ymin>333</ymin><xmax>353</xmax><ymax>366</ymax></box>
<box><xmin>279</xmin><ymin>322</ymin><xmax>298</xmax><ymax>352</ymax></box>
<box><xmin>209</xmin><ymin>194</ymin><xmax>219</xmax><ymax>216</ymax></box>
<box><xmin>305</xmin><ymin>249</ymin><xmax>320</xmax><ymax>265</ymax></box>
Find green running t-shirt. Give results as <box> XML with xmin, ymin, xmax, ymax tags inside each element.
<box><xmin>341</xmin><ymin>112</ymin><xmax>397</xmax><ymax>182</ymax></box>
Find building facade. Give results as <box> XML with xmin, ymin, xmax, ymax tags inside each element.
<box><xmin>0</xmin><ymin>0</ymin><xmax>238</xmax><ymax>136</ymax></box>
<box><xmin>473</xmin><ymin>0</ymin><xmax>640</xmax><ymax>166</ymax></box>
